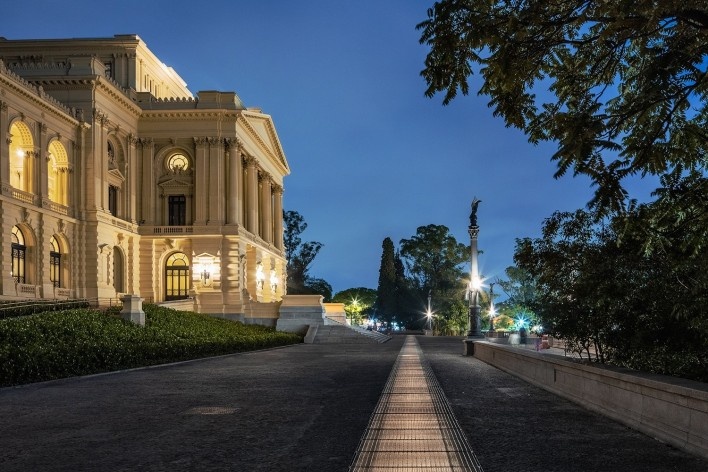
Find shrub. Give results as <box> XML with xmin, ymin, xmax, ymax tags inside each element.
<box><xmin>0</xmin><ymin>304</ymin><xmax>302</xmax><ymax>387</ymax></box>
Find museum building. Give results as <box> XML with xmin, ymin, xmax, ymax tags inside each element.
<box><xmin>0</xmin><ymin>35</ymin><xmax>289</xmax><ymax>324</ymax></box>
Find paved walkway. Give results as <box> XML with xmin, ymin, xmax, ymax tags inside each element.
<box><xmin>1</xmin><ymin>336</ymin><xmax>706</xmax><ymax>471</ymax></box>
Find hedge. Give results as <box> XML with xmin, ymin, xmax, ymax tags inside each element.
<box><xmin>0</xmin><ymin>304</ymin><xmax>302</xmax><ymax>387</ymax></box>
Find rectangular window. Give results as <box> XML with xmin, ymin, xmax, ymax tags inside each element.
<box><xmin>108</xmin><ymin>185</ymin><xmax>118</xmax><ymax>216</ymax></box>
<box><xmin>50</xmin><ymin>251</ymin><xmax>61</xmax><ymax>288</ymax></box>
<box><xmin>11</xmin><ymin>244</ymin><xmax>26</xmax><ymax>284</ymax></box>
<box><xmin>168</xmin><ymin>195</ymin><xmax>186</xmax><ymax>226</ymax></box>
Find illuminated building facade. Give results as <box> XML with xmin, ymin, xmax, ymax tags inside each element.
<box><xmin>0</xmin><ymin>35</ymin><xmax>289</xmax><ymax>324</ymax></box>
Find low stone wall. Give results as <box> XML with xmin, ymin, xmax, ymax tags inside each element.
<box><xmin>275</xmin><ymin>294</ymin><xmax>325</xmax><ymax>335</ymax></box>
<box><xmin>472</xmin><ymin>341</ymin><xmax>708</xmax><ymax>460</ymax></box>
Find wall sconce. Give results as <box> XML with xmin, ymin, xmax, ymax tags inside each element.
<box><xmin>256</xmin><ymin>262</ymin><xmax>265</xmax><ymax>290</ymax></box>
<box><xmin>270</xmin><ymin>269</ymin><xmax>278</xmax><ymax>293</ymax></box>
<box><xmin>201</xmin><ymin>268</ymin><xmax>211</xmax><ymax>286</ymax></box>
<box><xmin>197</xmin><ymin>254</ymin><xmax>214</xmax><ymax>287</ymax></box>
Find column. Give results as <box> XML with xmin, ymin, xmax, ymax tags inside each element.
<box><xmin>38</xmin><ymin>123</ymin><xmax>48</xmax><ymax>201</ymax></box>
<box><xmin>194</xmin><ymin>137</ymin><xmax>209</xmax><ymax>225</ymax></box>
<box><xmin>273</xmin><ymin>184</ymin><xmax>284</xmax><ymax>250</ymax></box>
<box><xmin>260</xmin><ymin>173</ymin><xmax>272</xmax><ymax>243</ymax></box>
<box><xmin>208</xmin><ymin>137</ymin><xmax>225</xmax><ymax>225</ymax></box>
<box><xmin>244</xmin><ymin>156</ymin><xmax>258</xmax><ymax>234</ymax></box>
<box><xmin>127</xmin><ymin>134</ymin><xmax>138</xmax><ymax>223</ymax></box>
<box><xmin>225</xmin><ymin>138</ymin><xmax>242</xmax><ymax>225</ymax></box>
<box><xmin>0</xmin><ymin>101</ymin><xmax>8</xmax><ymax>190</ymax></box>
<box><xmin>140</xmin><ymin>138</ymin><xmax>155</xmax><ymax>224</ymax></box>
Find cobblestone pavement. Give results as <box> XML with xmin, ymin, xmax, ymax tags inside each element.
<box><xmin>1</xmin><ymin>336</ymin><xmax>706</xmax><ymax>472</ymax></box>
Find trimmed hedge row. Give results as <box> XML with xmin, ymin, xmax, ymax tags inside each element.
<box><xmin>0</xmin><ymin>299</ymin><xmax>90</xmax><ymax>320</ymax></box>
<box><xmin>0</xmin><ymin>304</ymin><xmax>303</xmax><ymax>387</ymax></box>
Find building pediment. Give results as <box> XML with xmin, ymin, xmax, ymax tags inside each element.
<box><xmin>238</xmin><ymin>110</ymin><xmax>290</xmax><ymax>175</ymax></box>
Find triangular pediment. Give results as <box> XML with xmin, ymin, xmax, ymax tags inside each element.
<box><xmin>239</xmin><ymin>111</ymin><xmax>290</xmax><ymax>174</ymax></box>
<box><xmin>157</xmin><ymin>177</ymin><xmax>193</xmax><ymax>188</ymax></box>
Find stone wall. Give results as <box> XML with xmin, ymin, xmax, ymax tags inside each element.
<box><xmin>472</xmin><ymin>341</ymin><xmax>708</xmax><ymax>460</ymax></box>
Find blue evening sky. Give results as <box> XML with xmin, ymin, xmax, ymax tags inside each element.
<box><xmin>3</xmin><ymin>1</ymin><xmax>656</xmax><ymax>296</ymax></box>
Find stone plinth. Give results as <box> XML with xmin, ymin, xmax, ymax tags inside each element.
<box><xmin>323</xmin><ymin>302</ymin><xmax>347</xmax><ymax>325</ymax></box>
<box><xmin>276</xmin><ymin>294</ymin><xmax>325</xmax><ymax>335</ymax></box>
<box><xmin>120</xmin><ymin>294</ymin><xmax>145</xmax><ymax>326</ymax></box>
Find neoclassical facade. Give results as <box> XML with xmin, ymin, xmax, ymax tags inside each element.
<box><xmin>0</xmin><ymin>35</ymin><xmax>289</xmax><ymax>323</ymax></box>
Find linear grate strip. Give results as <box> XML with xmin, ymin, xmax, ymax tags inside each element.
<box><xmin>349</xmin><ymin>336</ymin><xmax>483</xmax><ymax>471</ymax></box>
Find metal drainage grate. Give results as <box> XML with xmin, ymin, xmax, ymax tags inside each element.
<box><xmin>349</xmin><ymin>336</ymin><xmax>483</xmax><ymax>471</ymax></box>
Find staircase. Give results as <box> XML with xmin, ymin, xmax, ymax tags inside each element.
<box><xmin>313</xmin><ymin>318</ymin><xmax>392</xmax><ymax>344</ymax></box>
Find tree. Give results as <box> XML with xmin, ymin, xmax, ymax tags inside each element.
<box><xmin>497</xmin><ymin>266</ymin><xmax>538</xmax><ymax>329</ymax></box>
<box><xmin>283</xmin><ymin>210</ymin><xmax>327</xmax><ymax>297</ymax></box>
<box><xmin>332</xmin><ymin>287</ymin><xmax>377</xmax><ymax>325</ymax></box>
<box><xmin>399</xmin><ymin>224</ymin><xmax>468</xmax><ymax>293</ymax></box>
<box><xmin>514</xmin><ymin>209</ymin><xmax>707</xmax><ymax>381</ymax></box>
<box><xmin>375</xmin><ymin>237</ymin><xmax>398</xmax><ymax>325</ymax></box>
<box><xmin>418</xmin><ymin>1</ymin><xmax>708</xmax><ymax>213</ymax></box>
<box><xmin>399</xmin><ymin>224</ymin><xmax>469</xmax><ymax>330</ymax></box>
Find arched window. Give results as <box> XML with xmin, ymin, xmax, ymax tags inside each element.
<box><xmin>48</xmin><ymin>140</ymin><xmax>69</xmax><ymax>205</ymax></box>
<box><xmin>9</xmin><ymin>122</ymin><xmax>34</xmax><ymax>193</ymax></box>
<box><xmin>50</xmin><ymin>236</ymin><xmax>61</xmax><ymax>288</ymax></box>
<box><xmin>11</xmin><ymin>226</ymin><xmax>26</xmax><ymax>284</ymax></box>
<box><xmin>166</xmin><ymin>252</ymin><xmax>190</xmax><ymax>300</ymax></box>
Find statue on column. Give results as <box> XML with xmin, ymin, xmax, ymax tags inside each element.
<box><xmin>469</xmin><ymin>197</ymin><xmax>482</xmax><ymax>227</ymax></box>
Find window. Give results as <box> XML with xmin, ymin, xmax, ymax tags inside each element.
<box><xmin>168</xmin><ymin>195</ymin><xmax>186</xmax><ymax>226</ymax></box>
<box><xmin>167</xmin><ymin>154</ymin><xmax>189</xmax><ymax>172</ymax></box>
<box><xmin>108</xmin><ymin>185</ymin><xmax>118</xmax><ymax>216</ymax></box>
<box><xmin>11</xmin><ymin>226</ymin><xmax>26</xmax><ymax>284</ymax></box>
<box><xmin>166</xmin><ymin>252</ymin><xmax>190</xmax><ymax>300</ymax></box>
<box><xmin>50</xmin><ymin>237</ymin><xmax>61</xmax><ymax>288</ymax></box>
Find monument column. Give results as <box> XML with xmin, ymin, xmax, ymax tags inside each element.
<box><xmin>194</xmin><ymin>137</ymin><xmax>209</xmax><ymax>225</ymax></box>
<box><xmin>464</xmin><ymin>197</ymin><xmax>484</xmax><ymax>355</ymax></box>
<box><xmin>139</xmin><ymin>138</ymin><xmax>155</xmax><ymax>225</ymax></box>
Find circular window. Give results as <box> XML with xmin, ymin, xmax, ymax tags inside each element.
<box><xmin>167</xmin><ymin>154</ymin><xmax>189</xmax><ymax>172</ymax></box>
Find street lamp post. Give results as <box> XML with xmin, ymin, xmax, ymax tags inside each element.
<box><xmin>427</xmin><ymin>289</ymin><xmax>432</xmax><ymax>332</ymax></box>
<box><xmin>488</xmin><ymin>282</ymin><xmax>496</xmax><ymax>335</ymax></box>
<box><xmin>466</xmin><ymin>197</ymin><xmax>484</xmax><ymax>340</ymax></box>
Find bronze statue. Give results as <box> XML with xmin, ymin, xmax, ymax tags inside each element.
<box><xmin>469</xmin><ymin>197</ymin><xmax>481</xmax><ymax>227</ymax></box>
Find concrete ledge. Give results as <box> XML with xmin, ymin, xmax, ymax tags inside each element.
<box><xmin>472</xmin><ymin>341</ymin><xmax>708</xmax><ymax>460</ymax></box>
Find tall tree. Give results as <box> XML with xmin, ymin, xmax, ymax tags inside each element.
<box><xmin>399</xmin><ymin>225</ymin><xmax>469</xmax><ymax>330</ymax></box>
<box><xmin>283</xmin><ymin>210</ymin><xmax>326</xmax><ymax>296</ymax></box>
<box><xmin>417</xmin><ymin>1</ymin><xmax>708</xmax><ymax>213</ymax></box>
<box><xmin>375</xmin><ymin>237</ymin><xmax>398</xmax><ymax>324</ymax></box>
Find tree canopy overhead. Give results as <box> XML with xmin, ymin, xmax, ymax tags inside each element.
<box><xmin>418</xmin><ymin>1</ymin><xmax>708</xmax><ymax>211</ymax></box>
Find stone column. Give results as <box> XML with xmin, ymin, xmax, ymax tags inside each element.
<box><xmin>194</xmin><ymin>137</ymin><xmax>209</xmax><ymax>225</ymax></box>
<box><xmin>127</xmin><ymin>134</ymin><xmax>138</xmax><ymax>223</ymax></box>
<box><xmin>208</xmin><ymin>137</ymin><xmax>225</xmax><ymax>225</ymax></box>
<box><xmin>260</xmin><ymin>172</ymin><xmax>273</xmax><ymax>243</ymax></box>
<box><xmin>140</xmin><ymin>138</ymin><xmax>155</xmax><ymax>224</ymax></box>
<box><xmin>0</xmin><ymin>101</ymin><xmax>8</xmax><ymax>189</ymax></box>
<box><xmin>244</xmin><ymin>156</ymin><xmax>258</xmax><ymax>234</ymax></box>
<box><xmin>226</xmin><ymin>138</ymin><xmax>242</xmax><ymax>225</ymax></box>
<box><xmin>273</xmin><ymin>184</ymin><xmax>284</xmax><ymax>250</ymax></box>
<box><xmin>38</xmin><ymin>123</ymin><xmax>48</xmax><ymax>200</ymax></box>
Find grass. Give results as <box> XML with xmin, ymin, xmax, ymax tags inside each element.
<box><xmin>0</xmin><ymin>304</ymin><xmax>303</xmax><ymax>387</ymax></box>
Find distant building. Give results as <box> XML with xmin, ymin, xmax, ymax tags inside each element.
<box><xmin>0</xmin><ymin>35</ymin><xmax>289</xmax><ymax>324</ymax></box>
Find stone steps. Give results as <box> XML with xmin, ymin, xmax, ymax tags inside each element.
<box><xmin>314</xmin><ymin>324</ymin><xmax>391</xmax><ymax>344</ymax></box>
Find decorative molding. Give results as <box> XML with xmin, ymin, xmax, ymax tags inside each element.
<box><xmin>194</xmin><ymin>137</ymin><xmax>209</xmax><ymax>146</ymax></box>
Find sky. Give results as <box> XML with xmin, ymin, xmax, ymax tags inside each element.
<box><xmin>3</xmin><ymin>0</ymin><xmax>657</xmax><ymax>297</ymax></box>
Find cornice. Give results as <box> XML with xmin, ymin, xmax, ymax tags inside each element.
<box><xmin>140</xmin><ymin>110</ymin><xmax>240</xmax><ymax>121</ymax></box>
<box><xmin>0</xmin><ymin>61</ymin><xmax>79</xmax><ymax>128</ymax></box>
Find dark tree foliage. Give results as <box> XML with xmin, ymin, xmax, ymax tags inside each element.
<box><xmin>399</xmin><ymin>225</ymin><xmax>469</xmax><ymax>330</ymax></box>
<box><xmin>515</xmin><ymin>209</ymin><xmax>707</xmax><ymax>381</ymax></box>
<box><xmin>418</xmin><ymin>1</ymin><xmax>708</xmax><ymax>213</ymax></box>
<box><xmin>375</xmin><ymin>237</ymin><xmax>398</xmax><ymax>324</ymax></box>
<box><xmin>283</xmin><ymin>210</ymin><xmax>327</xmax><ymax>297</ymax></box>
